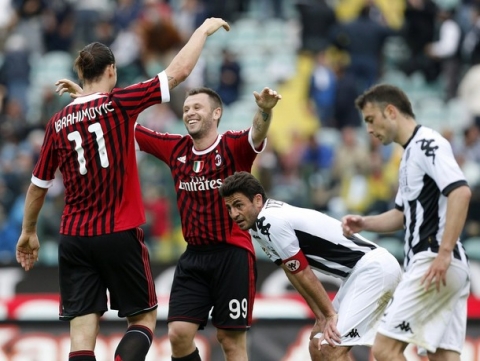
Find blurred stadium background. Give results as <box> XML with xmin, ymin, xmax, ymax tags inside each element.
<box><xmin>0</xmin><ymin>0</ymin><xmax>480</xmax><ymax>360</ymax></box>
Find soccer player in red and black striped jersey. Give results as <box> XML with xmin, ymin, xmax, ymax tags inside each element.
<box><xmin>134</xmin><ymin>86</ymin><xmax>281</xmax><ymax>361</ymax></box>
<box><xmin>15</xmin><ymin>18</ymin><xmax>230</xmax><ymax>361</ymax></box>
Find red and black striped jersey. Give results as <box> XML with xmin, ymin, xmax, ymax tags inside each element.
<box><xmin>135</xmin><ymin>124</ymin><xmax>265</xmax><ymax>255</ymax></box>
<box><xmin>32</xmin><ymin>72</ymin><xmax>170</xmax><ymax>236</ymax></box>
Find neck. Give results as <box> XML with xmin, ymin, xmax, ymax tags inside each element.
<box><xmin>396</xmin><ymin>117</ymin><xmax>418</xmax><ymax>147</ymax></box>
<box><xmin>83</xmin><ymin>80</ymin><xmax>111</xmax><ymax>95</ymax></box>
<box><xmin>192</xmin><ymin>131</ymin><xmax>219</xmax><ymax>151</ymax></box>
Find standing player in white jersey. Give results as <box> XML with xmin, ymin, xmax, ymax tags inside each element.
<box><xmin>219</xmin><ymin>171</ymin><xmax>402</xmax><ymax>361</ymax></box>
<box><xmin>342</xmin><ymin>84</ymin><xmax>471</xmax><ymax>361</ymax></box>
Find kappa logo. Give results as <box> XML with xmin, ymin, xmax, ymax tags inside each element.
<box><xmin>177</xmin><ymin>155</ymin><xmax>186</xmax><ymax>163</ymax></box>
<box><xmin>416</xmin><ymin>138</ymin><xmax>438</xmax><ymax>164</ymax></box>
<box><xmin>395</xmin><ymin>321</ymin><xmax>413</xmax><ymax>333</ymax></box>
<box><xmin>285</xmin><ymin>259</ymin><xmax>300</xmax><ymax>272</ymax></box>
<box><xmin>346</xmin><ymin>328</ymin><xmax>360</xmax><ymax>338</ymax></box>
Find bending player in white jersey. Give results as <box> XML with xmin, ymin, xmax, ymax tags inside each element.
<box><xmin>343</xmin><ymin>84</ymin><xmax>471</xmax><ymax>361</ymax></box>
<box><xmin>219</xmin><ymin>171</ymin><xmax>402</xmax><ymax>361</ymax></box>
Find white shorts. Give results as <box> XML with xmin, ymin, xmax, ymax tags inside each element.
<box><xmin>314</xmin><ymin>247</ymin><xmax>402</xmax><ymax>347</ymax></box>
<box><xmin>377</xmin><ymin>251</ymin><xmax>470</xmax><ymax>354</ymax></box>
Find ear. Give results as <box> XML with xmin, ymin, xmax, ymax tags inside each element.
<box><xmin>107</xmin><ymin>64</ymin><xmax>115</xmax><ymax>78</ymax></box>
<box><xmin>213</xmin><ymin>107</ymin><xmax>222</xmax><ymax>125</ymax></box>
<box><xmin>253</xmin><ymin>194</ymin><xmax>263</xmax><ymax>208</ymax></box>
<box><xmin>385</xmin><ymin>104</ymin><xmax>396</xmax><ymax>119</ymax></box>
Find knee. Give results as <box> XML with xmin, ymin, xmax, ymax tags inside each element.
<box><xmin>216</xmin><ymin>329</ymin><xmax>246</xmax><ymax>353</ymax></box>
<box><xmin>127</xmin><ymin>309</ymin><xmax>157</xmax><ymax>332</ymax></box>
<box><xmin>168</xmin><ymin>323</ymin><xmax>194</xmax><ymax>348</ymax></box>
<box><xmin>372</xmin><ymin>342</ymin><xmax>390</xmax><ymax>361</ymax></box>
<box><xmin>320</xmin><ymin>345</ymin><xmax>350</xmax><ymax>361</ymax></box>
<box><xmin>308</xmin><ymin>339</ymin><xmax>322</xmax><ymax>361</ymax></box>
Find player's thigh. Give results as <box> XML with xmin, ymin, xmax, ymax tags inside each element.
<box><xmin>211</xmin><ymin>247</ymin><xmax>256</xmax><ymax>329</ymax></box>
<box><xmin>333</xmin><ymin>248</ymin><xmax>402</xmax><ymax>346</ymax></box>
<box><xmin>168</xmin><ymin>250</ymin><xmax>216</xmax><ymax>329</ymax></box>
<box><xmin>378</xmin><ymin>254</ymin><xmax>469</xmax><ymax>353</ymax></box>
<box><xmin>311</xmin><ymin>342</ymin><xmax>351</xmax><ymax>361</ymax></box>
<box><xmin>92</xmin><ymin>228</ymin><xmax>158</xmax><ymax>317</ymax></box>
<box><xmin>58</xmin><ymin>234</ymin><xmax>108</xmax><ymax>320</ymax></box>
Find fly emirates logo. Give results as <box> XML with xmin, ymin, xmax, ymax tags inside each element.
<box><xmin>178</xmin><ymin>176</ymin><xmax>222</xmax><ymax>192</ymax></box>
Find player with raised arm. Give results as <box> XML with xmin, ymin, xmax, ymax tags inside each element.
<box><xmin>133</xmin><ymin>86</ymin><xmax>281</xmax><ymax>361</ymax></box>
<box><xmin>56</xmin><ymin>60</ymin><xmax>281</xmax><ymax>361</ymax></box>
<box><xmin>342</xmin><ymin>84</ymin><xmax>471</xmax><ymax>361</ymax></box>
<box><xmin>16</xmin><ymin>18</ymin><xmax>229</xmax><ymax>361</ymax></box>
<box><xmin>219</xmin><ymin>171</ymin><xmax>402</xmax><ymax>361</ymax></box>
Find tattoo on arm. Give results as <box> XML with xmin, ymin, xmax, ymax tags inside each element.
<box><xmin>168</xmin><ymin>76</ymin><xmax>179</xmax><ymax>89</ymax></box>
<box><xmin>261</xmin><ymin>110</ymin><xmax>270</xmax><ymax>122</ymax></box>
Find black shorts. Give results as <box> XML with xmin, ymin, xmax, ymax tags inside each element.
<box><xmin>58</xmin><ymin>228</ymin><xmax>157</xmax><ymax>321</ymax></box>
<box><xmin>168</xmin><ymin>244</ymin><xmax>257</xmax><ymax>330</ymax></box>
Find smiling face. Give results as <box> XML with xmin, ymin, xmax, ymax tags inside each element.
<box><xmin>361</xmin><ymin>102</ymin><xmax>397</xmax><ymax>145</ymax></box>
<box><xmin>182</xmin><ymin>93</ymin><xmax>221</xmax><ymax>139</ymax></box>
<box><xmin>223</xmin><ymin>192</ymin><xmax>263</xmax><ymax>231</ymax></box>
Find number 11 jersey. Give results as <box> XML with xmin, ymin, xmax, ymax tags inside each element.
<box><xmin>32</xmin><ymin>72</ymin><xmax>170</xmax><ymax>236</ymax></box>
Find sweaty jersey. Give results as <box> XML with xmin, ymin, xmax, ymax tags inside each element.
<box><xmin>250</xmin><ymin>199</ymin><xmax>377</xmax><ymax>280</ymax></box>
<box><xmin>135</xmin><ymin>125</ymin><xmax>265</xmax><ymax>254</ymax></box>
<box><xmin>32</xmin><ymin>72</ymin><xmax>170</xmax><ymax>236</ymax></box>
<box><xmin>396</xmin><ymin>125</ymin><xmax>469</xmax><ymax>269</ymax></box>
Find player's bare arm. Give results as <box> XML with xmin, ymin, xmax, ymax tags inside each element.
<box><xmin>342</xmin><ymin>209</ymin><xmax>404</xmax><ymax>237</ymax></box>
<box><xmin>16</xmin><ymin>184</ymin><xmax>48</xmax><ymax>271</ymax></box>
<box><xmin>251</xmin><ymin>87</ymin><xmax>282</xmax><ymax>148</ymax></box>
<box><xmin>421</xmin><ymin>185</ymin><xmax>471</xmax><ymax>292</ymax></box>
<box><xmin>282</xmin><ymin>264</ymin><xmax>341</xmax><ymax>348</ymax></box>
<box><xmin>55</xmin><ymin>18</ymin><xmax>230</xmax><ymax>97</ymax></box>
<box><xmin>164</xmin><ymin>17</ymin><xmax>229</xmax><ymax>90</ymax></box>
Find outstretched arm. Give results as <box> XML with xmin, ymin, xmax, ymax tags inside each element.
<box><xmin>342</xmin><ymin>208</ymin><xmax>404</xmax><ymax>237</ymax></box>
<box><xmin>164</xmin><ymin>17</ymin><xmax>229</xmax><ymax>89</ymax></box>
<box><xmin>251</xmin><ymin>87</ymin><xmax>282</xmax><ymax>148</ymax></box>
<box><xmin>56</xmin><ymin>17</ymin><xmax>230</xmax><ymax>97</ymax></box>
<box><xmin>16</xmin><ymin>183</ymin><xmax>48</xmax><ymax>271</ymax></box>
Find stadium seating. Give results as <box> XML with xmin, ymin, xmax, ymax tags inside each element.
<box><xmin>463</xmin><ymin>236</ymin><xmax>480</xmax><ymax>261</ymax></box>
<box><xmin>376</xmin><ymin>236</ymin><xmax>405</xmax><ymax>262</ymax></box>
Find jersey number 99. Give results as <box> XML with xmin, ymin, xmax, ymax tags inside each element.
<box><xmin>229</xmin><ymin>298</ymin><xmax>247</xmax><ymax>319</ymax></box>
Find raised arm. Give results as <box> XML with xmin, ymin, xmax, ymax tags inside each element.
<box><xmin>165</xmin><ymin>17</ymin><xmax>229</xmax><ymax>90</ymax></box>
<box><xmin>55</xmin><ymin>18</ymin><xmax>230</xmax><ymax>97</ymax></box>
<box><xmin>251</xmin><ymin>87</ymin><xmax>282</xmax><ymax>148</ymax></box>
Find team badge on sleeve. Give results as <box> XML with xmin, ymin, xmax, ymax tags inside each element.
<box><xmin>285</xmin><ymin>259</ymin><xmax>301</xmax><ymax>272</ymax></box>
<box><xmin>283</xmin><ymin>251</ymin><xmax>309</xmax><ymax>274</ymax></box>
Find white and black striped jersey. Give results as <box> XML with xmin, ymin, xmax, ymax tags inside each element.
<box><xmin>396</xmin><ymin>125</ymin><xmax>469</xmax><ymax>269</ymax></box>
<box><xmin>250</xmin><ymin>199</ymin><xmax>377</xmax><ymax>280</ymax></box>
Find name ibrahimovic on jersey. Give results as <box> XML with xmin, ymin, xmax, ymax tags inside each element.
<box><xmin>55</xmin><ymin>102</ymin><xmax>115</xmax><ymax>132</ymax></box>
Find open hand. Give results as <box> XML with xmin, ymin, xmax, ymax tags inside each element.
<box><xmin>16</xmin><ymin>232</ymin><xmax>40</xmax><ymax>271</ymax></box>
<box><xmin>254</xmin><ymin>87</ymin><xmax>282</xmax><ymax>111</ymax></box>
<box><xmin>55</xmin><ymin>79</ymin><xmax>83</xmax><ymax>98</ymax></box>
<box><xmin>420</xmin><ymin>252</ymin><xmax>451</xmax><ymax>292</ymax></box>
<box><xmin>201</xmin><ymin>17</ymin><xmax>230</xmax><ymax>35</ymax></box>
<box><xmin>341</xmin><ymin>215</ymin><xmax>364</xmax><ymax>237</ymax></box>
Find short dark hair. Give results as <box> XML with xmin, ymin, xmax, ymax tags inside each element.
<box><xmin>355</xmin><ymin>84</ymin><xmax>415</xmax><ymax>119</ymax></box>
<box><xmin>219</xmin><ymin>171</ymin><xmax>267</xmax><ymax>203</ymax></box>
<box><xmin>74</xmin><ymin>42</ymin><xmax>115</xmax><ymax>83</ymax></box>
<box><xmin>186</xmin><ymin>87</ymin><xmax>223</xmax><ymax>126</ymax></box>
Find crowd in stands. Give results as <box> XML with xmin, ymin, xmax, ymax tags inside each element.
<box><xmin>1</xmin><ymin>0</ymin><xmax>480</xmax><ymax>265</ymax></box>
